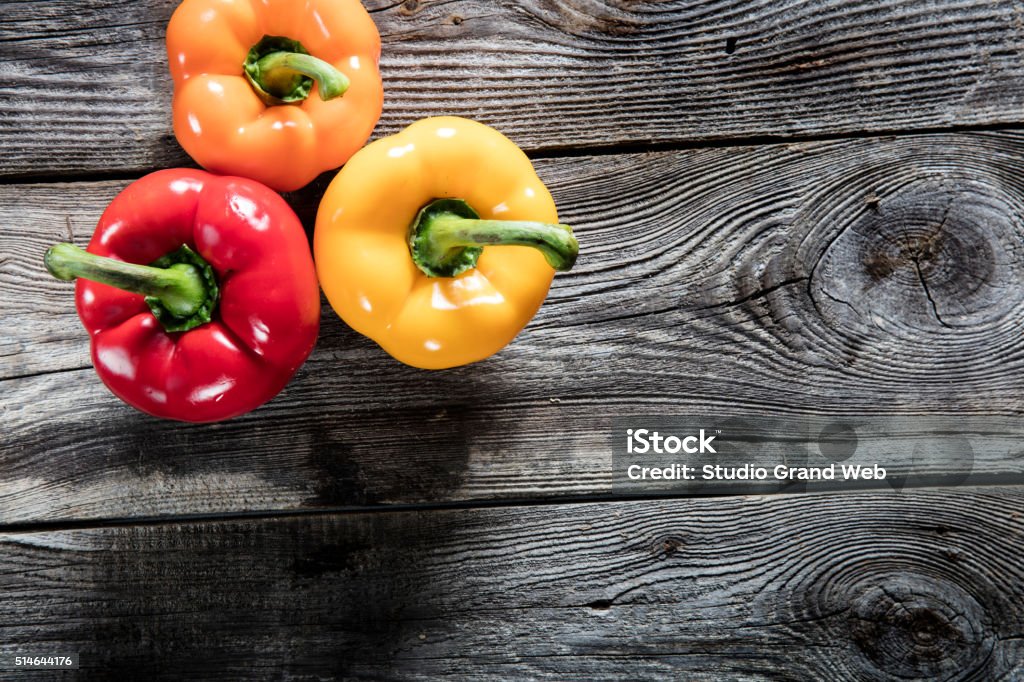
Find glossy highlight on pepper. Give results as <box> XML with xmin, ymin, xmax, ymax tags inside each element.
<box><xmin>45</xmin><ymin>169</ymin><xmax>321</xmax><ymax>422</ymax></box>
<box><xmin>314</xmin><ymin>117</ymin><xmax>579</xmax><ymax>370</ymax></box>
<box><xmin>167</xmin><ymin>0</ymin><xmax>384</xmax><ymax>191</ymax></box>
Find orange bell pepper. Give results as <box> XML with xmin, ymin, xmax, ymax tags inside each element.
<box><xmin>166</xmin><ymin>0</ymin><xmax>383</xmax><ymax>192</ymax></box>
<box><xmin>314</xmin><ymin>117</ymin><xmax>579</xmax><ymax>370</ymax></box>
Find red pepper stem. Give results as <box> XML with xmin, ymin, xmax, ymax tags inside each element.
<box><xmin>409</xmin><ymin>198</ymin><xmax>579</xmax><ymax>278</ymax></box>
<box><xmin>45</xmin><ymin>243</ymin><xmax>218</xmax><ymax>331</ymax></box>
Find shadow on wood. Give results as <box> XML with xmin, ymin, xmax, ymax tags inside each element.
<box><xmin>0</xmin><ymin>488</ymin><xmax>1021</xmax><ymax>679</ymax></box>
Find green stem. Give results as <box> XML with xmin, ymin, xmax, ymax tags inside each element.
<box><xmin>409</xmin><ymin>198</ymin><xmax>579</xmax><ymax>278</ymax></box>
<box><xmin>244</xmin><ymin>35</ymin><xmax>349</xmax><ymax>105</ymax></box>
<box><xmin>429</xmin><ymin>217</ymin><xmax>578</xmax><ymax>270</ymax></box>
<box><xmin>45</xmin><ymin>243</ymin><xmax>218</xmax><ymax>333</ymax></box>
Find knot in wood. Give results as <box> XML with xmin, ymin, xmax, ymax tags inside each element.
<box><xmin>651</xmin><ymin>534</ymin><xmax>687</xmax><ymax>559</ymax></box>
<box><xmin>849</xmin><ymin>575</ymin><xmax>993</xmax><ymax>679</ymax></box>
<box><xmin>813</xmin><ymin>182</ymin><xmax>1024</xmax><ymax>334</ymax></box>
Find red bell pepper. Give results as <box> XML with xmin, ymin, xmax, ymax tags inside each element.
<box><xmin>44</xmin><ymin>169</ymin><xmax>320</xmax><ymax>422</ymax></box>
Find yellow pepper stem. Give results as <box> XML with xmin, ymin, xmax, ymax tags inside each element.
<box><xmin>244</xmin><ymin>35</ymin><xmax>349</xmax><ymax>106</ymax></box>
<box><xmin>409</xmin><ymin>198</ymin><xmax>578</xmax><ymax>278</ymax></box>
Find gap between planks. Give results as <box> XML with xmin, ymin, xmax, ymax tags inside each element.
<box><xmin>1</xmin><ymin>482</ymin><xmax>1022</xmax><ymax>535</ymax></box>
<box><xmin>2</xmin><ymin>119</ymin><xmax>1024</xmax><ymax>187</ymax></box>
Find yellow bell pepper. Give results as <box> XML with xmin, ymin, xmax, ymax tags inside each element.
<box><xmin>314</xmin><ymin>117</ymin><xmax>579</xmax><ymax>369</ymax></box>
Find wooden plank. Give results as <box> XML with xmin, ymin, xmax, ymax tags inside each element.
<box><xmin>0</xmin><ymin>488</ymin><xmax>1022</xmax><ymax>679</ymax></box>
<box><xmin>3</xmin><ymin>0</ymin><xmax>1024</xmax><ymax>177</ymax></box>
<box><xmin>6</xmin><ymin>131</ymin><xmax>1024</xmax><ymax>521</ymax></box>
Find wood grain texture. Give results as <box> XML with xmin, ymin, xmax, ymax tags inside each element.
<box><xmin>6</xmin><ymin>131</ymin><xmax>1024</xmax><ymax>521</ymax></box>
<box><xmin>0</xmin><ymin>488</ymin><xmax>1022</xmax><ymax>680</ymax></box>
<box><xmin>3</xmin><ymin>0</ymin><xmax>1024</xmax><ymax>177</ymax></box>
<box><xmin>5</xmin><ymin>3</ymin><xmax>1023</xmax><ymax>678</ymax></box>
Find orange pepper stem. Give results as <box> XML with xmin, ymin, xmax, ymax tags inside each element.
<box><xmin>409</xmin><ymin>198</ymin><xmax>579</xmax><ymax>278</ymax></box>
<box><xmin>45</xmin><ymin>243</ymin><xmax>219</xmax><ymax>333</ymax></box>
<box><xmin>243</xmin><ymin>35</ymin><xmax>349</xmax><ymax>106</ymax></box>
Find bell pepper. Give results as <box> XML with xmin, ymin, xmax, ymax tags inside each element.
<box><xmin>314</xmin><ymin>116</ymin><xmax>579</xmax><ymax>370</ymax></box>
<box><xmin>166</xmin><ymin>0</ymin><xmax>383</xmax><ymax>192</ymax></box>
<box><xmin>44</xmin><ymin>169</ymin><xmax>320</xmax><ymax>423</ymax></box>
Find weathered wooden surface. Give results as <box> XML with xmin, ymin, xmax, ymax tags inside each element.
<box><xmin>5</xmin><ymin>1</ymin><xmax>1024</xmax><ymax>678</ymax></box>
<box><xmin>4</xmin><ymin>0</ymin><xmax>1024</xmax><ymax>178</ymax></box>
<box><xmin>5</xmin><ymin>131</ymin><xmax>1024</xmax><ymax>522</ymax></box>
<box><xmin>1</xmin><ymin>488</ymin><xmax>1021</xmax><ymax>680</ymax></box>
